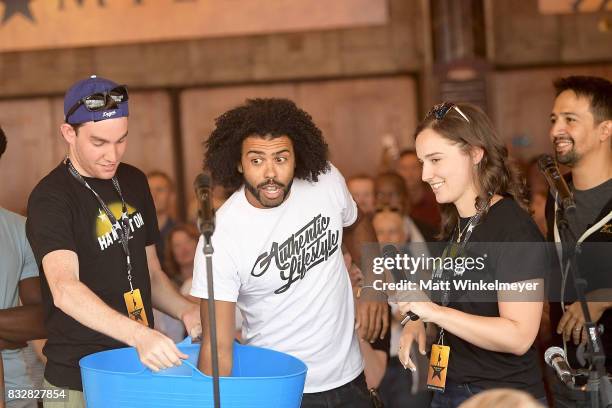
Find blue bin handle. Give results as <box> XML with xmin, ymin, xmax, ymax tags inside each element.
<box><xmin>180</xmin><ymin>358</ymin><xmax>208</xmax><ymax>378</ymax></box>
<box><xmin>134</xmin><ymin>358</ymin><xmax>209</xmax><ymax>379</ymax></box>
<box><xmin>131</xmin><ymin>337</ymin><xmax>208</xmax><ymax>379</ymax></box>
<box><xmin>177</xmin><ymin>336</ymin><xmax>195</xmax><ymax>346</ymax></box>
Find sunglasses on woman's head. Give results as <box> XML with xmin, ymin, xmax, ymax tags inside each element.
<box><xmin>427</xmin><ymin>102</ymin><xmax>470</xmax><ymax>123</ymax></box>
<box><xmin>65</xmin><ymin>85</ymin><xmax>129</xmax><ymax>123</ymax></box>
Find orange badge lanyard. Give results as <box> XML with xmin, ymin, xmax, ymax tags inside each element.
<box><xmin>427</xmin><ymin>210</ymin><xmax>482</xmax><ymax>392</ymax></box>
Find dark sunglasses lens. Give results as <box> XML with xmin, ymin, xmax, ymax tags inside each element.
<box><xmin>109</xmin><ymin>86</ymin><xmax>128</xmax><ymax>104</ymax></box>
<box><xmin>433</xmin><ymin>103</ymin><xmax>453</xmax><ymax>120</ymax></box>
<box><xmin>83</xmin><ymin>94</ymin><xmax>107</xmax><ymax>110</ymax></box>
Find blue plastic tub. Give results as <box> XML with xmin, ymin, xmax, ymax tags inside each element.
<box><xmin>80</xmin><ymin>338</ymin><xmax>307</xmax><ymax>407</ymax></box>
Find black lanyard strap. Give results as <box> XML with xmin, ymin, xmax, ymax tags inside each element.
<box><xmin>65</xmin><ymin>158</ymin><xmax>134</xmax><ymax>292</ymax></box>
<box><xmin>433</xmin><ymin>212</ymin><xmax>482</xmax><ymax>285</ymax></box>
<box><xmin>433</xmin><ymin>210</ymin><xmax>483</xmax><ymax>345</ymax></box>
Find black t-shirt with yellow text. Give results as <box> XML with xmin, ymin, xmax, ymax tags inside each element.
<box><xmin>26</xmin><ymin>162</ymin><xmax>160</xmax><ymax>391</ymax></box>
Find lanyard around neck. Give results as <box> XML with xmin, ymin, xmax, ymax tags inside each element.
<box><xmin>432</xmin><ymin>210</ymin><xmax>482</xmax><ymax>322</ymax></box>
<box><xmin>65</xmin><ymin>158</ymin><xmax>135</xmax><ymax>292</ymax></box>
<box><xmin>433</xmin><ymin>210</ymin><xmax>482</xmax><ymax>345</ymax></box>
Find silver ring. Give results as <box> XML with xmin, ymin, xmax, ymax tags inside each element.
<box><xmin>574</xmin><ymin>328</ymin><xmax>581</xmax><ymax>332</ymax></box>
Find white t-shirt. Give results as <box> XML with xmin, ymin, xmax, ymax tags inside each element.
<box><xmin>191</xmin><ymin>164</ymin><xmax>363</xmax><ymax>393</ymax></box>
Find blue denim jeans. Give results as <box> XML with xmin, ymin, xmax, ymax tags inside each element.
<box><xmin>378</xmin><ymin>357</ymin><xmax>433</xmax><ymax>408</ymax></box>
<box><xmin>300</xmin><ymin>372</ymin><xmax>373</xmax><ymax>408</ymax></box>
<box><xmin>430</xmin><ymin>381</ymin><xmax>547</xmax><ymax>408</ymax></box>
<box><xmin>430</xmin><ymin>381</ymin><xmax>484</xmax><ymax>408</ymax></box>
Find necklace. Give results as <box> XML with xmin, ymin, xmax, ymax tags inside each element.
<box><xmin>456</xmin><ymin>214</ymin><xmax>478</xmax><ymax>243</ymax></box>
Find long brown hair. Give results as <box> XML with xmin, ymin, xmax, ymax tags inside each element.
<box><xmin>415</xmin><ymin>103</ymin><xmax>528</xmax><ymax>240</ymax></box>
<box><xmin>163</xmin><ymin>223</ymin><xmax>200</xmax><ymax>281</ymax></box>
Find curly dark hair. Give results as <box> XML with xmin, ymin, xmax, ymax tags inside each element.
<box><xmin>0</xmin><ymin>127</ymin><xmax>6</xmax><ymax>159</ymax></box>
<box><xmin>415</xmin><ymin>103</ymin><xmax>528</xmax><ymax>240</ymax></box>
<box><xmin>205</xmin><ymin>98</ymin><xmax>329</xmax><ymax>190</ymax></box>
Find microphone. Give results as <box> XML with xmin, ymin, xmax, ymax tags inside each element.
<box><xmin>544</xmin><ymin>346</ymin><xmax>574</xmax><ymax>387</ymax></box>
<box><xmin>382</xmin><ymin>244</ymin><xmax>419</xmax><ymax>323</ymax></box>
<box><xmin>537</xmin><ymin>154</ymin><xmax>576</xmax><ymax>212</ymax></box>
<box><xmin>194</xmin><ymin>173</ymin><xmax>215</xmax><ymax>240</ymax></box>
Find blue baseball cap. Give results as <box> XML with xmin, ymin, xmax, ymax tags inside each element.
<box><xmin>63</xmin><ymin>75</ymin><xmax>129</xmax><ymax>125</ymax></box>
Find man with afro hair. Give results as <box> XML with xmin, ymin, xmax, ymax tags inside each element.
<box><xmin>192</xmin><ymin>98</ymin><xmax>388</xmax><ymax>406</ymax></box>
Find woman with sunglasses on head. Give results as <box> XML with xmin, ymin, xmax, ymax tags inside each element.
<box><xmin>397</xmin><ymin>103</ymin><xmax>547</xmax><ymax>407</ymax></box>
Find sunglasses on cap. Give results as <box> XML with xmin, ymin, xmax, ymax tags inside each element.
<box><xmin>426</xmin><ymin>102</ymin><xmax>470</xmax><ymax>123</ymax></box>
<box><xmin>65</xmin><ymin>85</ymin><xmax>129</xmax><ymax>123</ymax></box>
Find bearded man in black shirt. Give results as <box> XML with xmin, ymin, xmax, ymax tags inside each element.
<box><xmin>546</xmin><ymin>75</ymin><xmax>612</xmax><ymax>408</ymax></box>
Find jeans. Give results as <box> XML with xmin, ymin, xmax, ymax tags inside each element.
<box><xmin>301</xmin><ymin>372</ymin><xmax>373</xmax><ymax>408</ymax></box>
<box><xmin>430</xmin><ymin>381</ymin><xmax>485</xmax><ymax>408</ymax></box>
<box><xmin>378</xmin><ymin>357</ymin><xmax>433</xmax><ymax>408</ymax></box>
<box><xmin>430</xmin><ymin>381</ymin><xmax>547</xmax><ymax>408</ymax></box>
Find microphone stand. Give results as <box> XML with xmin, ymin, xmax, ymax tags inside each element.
<box><xmin>200</xmin><ymin>225</ymin><xmax>221</xmax><ymax>408</ymax></box>
<box><xmin>556</xmin><ymin>204</ymin><xmax>612</xmax><ymax>408</ymax></box>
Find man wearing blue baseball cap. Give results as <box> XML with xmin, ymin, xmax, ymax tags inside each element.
<box><xmin>25</xmin><ymin>75</ymin><xmax>200</xmax><ymax>407</ymax></box>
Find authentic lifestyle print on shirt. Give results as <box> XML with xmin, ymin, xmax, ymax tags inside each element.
<box><xmin>251</xmin><ymin>213</ymin><xmax>340</xmax><ymax>294</ymax></box>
